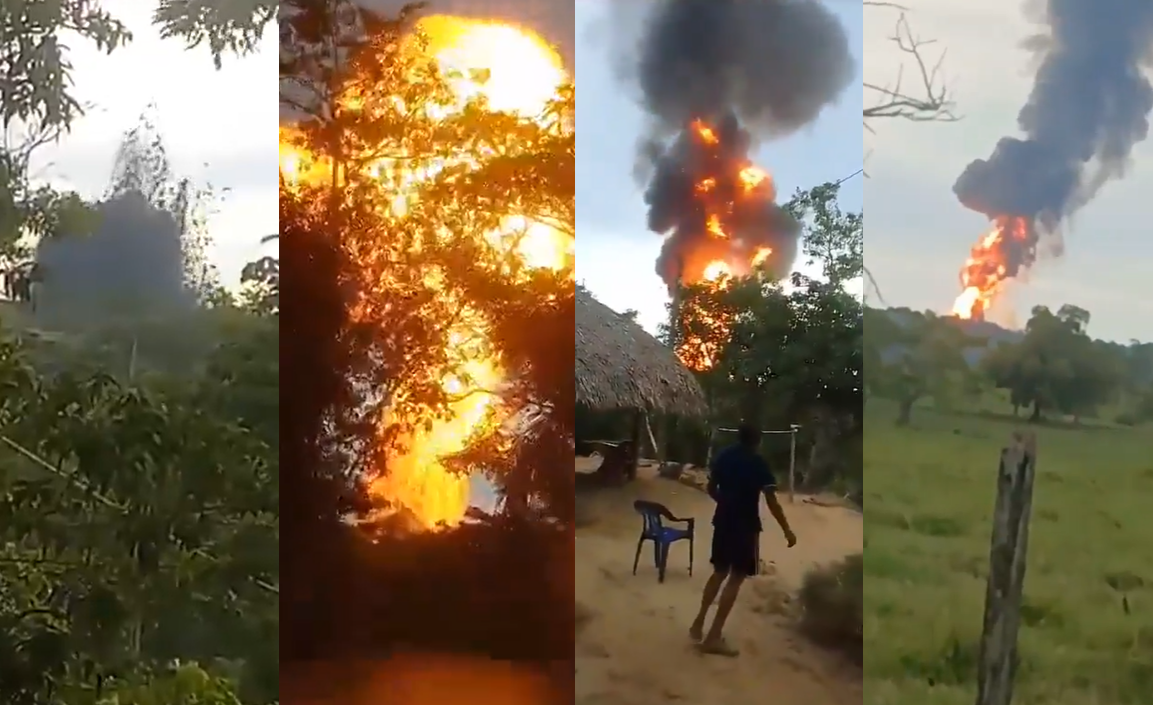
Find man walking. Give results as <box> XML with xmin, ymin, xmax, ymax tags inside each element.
<box><xmin>689</xmin><ymin>424</ymin><xmax>796</xmax><ymax>656</ymax></box>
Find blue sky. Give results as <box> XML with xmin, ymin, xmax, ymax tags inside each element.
<box><xmin>865</xmin><ymin>0</ymin><xmax>1153</xmax><ymax>343</ymax></box>
<box><xmin>575</xmin><ymin>0</ymin><xmax>864</xmax><ymax>333</ymax></box>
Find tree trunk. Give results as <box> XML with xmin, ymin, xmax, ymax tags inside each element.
<box><xmin>896</xmin><ymin>398</ymin><xmax>914</xmax><ymax>426</ymax></box>
<box><xmin>741</xmin><ymin>388</ymin><xmax>764</xmax><ymax>429</ymax></box>
<box><xmin>655</xmin><ymin>413</ymin><xmax>668</xmax><ymax>465</ymax></box>
<box><xmin>626</xmin><ymin>411</ymin><xmax>642</xmax><ymax>481</ymax></box>
<box><xmin>1029</xmin><ymin>400</ymin><xmax>1041</xmax><ymax>422</ymax></box>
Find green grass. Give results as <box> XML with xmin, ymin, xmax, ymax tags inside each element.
<box><xmin>864</xmin><ymin>398</ymin><xmax>1153</xmax><ymax>705</ymax></box>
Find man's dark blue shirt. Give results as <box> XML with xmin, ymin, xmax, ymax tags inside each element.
<box><xmin>708</xmin><ymin>443</ymin><xmax>777</xmax><ymax>533</ymax></box>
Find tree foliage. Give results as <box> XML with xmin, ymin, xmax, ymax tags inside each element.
<box><xmin>659</xmin><ymin>183</ymin><xmax>863</xmax><ymax>492</ymax></box>
<box><xmin>864</xmin><ymin>306</ymin><xmax>976</xmax><ymax>424</ymax></box>
<box><xmin>280</xmin><ymin>0</ymin><xmax>574</xmax><ymax>668</ymax></box>
<box><xmin>0</xmin><ymin>0</ymin><xmax>272</xmax><ymax>256</ymax></box>
<box><xmin>866</xmin><ymin>303</ymin><xmax>1152</xmax><ymax>426</ymax></box>
<box><xmin>0</xmin><ymin>305</ymin><xmax>278</xmax><ymax>705</ymax></box>
<box><xmin>1</xmin><ymin>4</ymin><xmax>277</xmax><ymax>704</ymax></box>
<box><xmin>982</xmin><ymin>305</ymin><xmax>1124</xmax><ymax>421</ymax></box>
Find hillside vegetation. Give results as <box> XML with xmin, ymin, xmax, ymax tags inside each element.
<box><xmin>865</xmin><ymin>305</ymin><xmax>1153</xmax><ymax>427</ymax></box>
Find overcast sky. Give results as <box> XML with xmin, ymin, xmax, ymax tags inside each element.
<box><xmin>575</xmin><ymin>0</ymin><xmax>864</xmax><ymax>334</ymax></box>
<box><xmin>24</xmin><ymin>1</ymin><xmax>277</xmax><ymax>287</ymax></box>
<box><xmin>865</xmin><ymin>0</ymin><xmax>1153</xmax><ymax>343</ymax></box>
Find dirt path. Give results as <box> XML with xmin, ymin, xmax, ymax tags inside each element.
<box><xmin>575</xmin><ymin>461</ymin><xmax>862</xmax><ymax>705</ymax></box>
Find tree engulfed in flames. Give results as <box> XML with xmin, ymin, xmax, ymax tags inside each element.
<box><xmin>952</xmin><ymin>215</ymin><xmax>1029</xmax><ymax>320</ymax></box>
<box><xmin>280</xmin><ymin>16</ymin><xmax>572</xmax><ymax>530</ymax></box>
<box><xmin>675</xmin><ymin>119</ymin><xmax>773</xmax><ymax>372</ymax></box>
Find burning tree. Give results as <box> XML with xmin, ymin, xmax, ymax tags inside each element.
<box><xmin>653</xmin><ymin>114</ymin><xmax>797</xmax><ymax>371</ymax></box>
<box><xmin>279</xmin><ymin>0</ymin><xmax>573</xmax><ymax>662</ymax></box>
<box><xmin>605</xmin><ymin>0</ymin><xmax>853</xmax><ymax>372</ymax></box>
<box><xmin>281</xmin><ymin>0</ymin><xmax>572</xmax><ymax>529</ymax></box>
<box><xmin>663</xmin><ymin>182</ymin><xmax>862</xmax><ymax>485</ymax></box>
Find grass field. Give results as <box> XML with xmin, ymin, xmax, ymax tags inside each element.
<box><xmin>864</xmin><ymin>398</ymin><xmax>1153</xmax><ymax>705</ymax></box>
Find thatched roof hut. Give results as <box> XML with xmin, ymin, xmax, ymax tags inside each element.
<box><xmin>575</xmin><ymin>289</ymin><xmax>708</xmax><ymax>418</ymax></box>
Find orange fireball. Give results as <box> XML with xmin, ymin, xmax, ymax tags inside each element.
<box><xmin>953</xmin><ymin>215</ymin><xmax>1030</xmax><ymax>320</ymax></box>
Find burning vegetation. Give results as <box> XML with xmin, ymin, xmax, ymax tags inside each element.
<box><xmin>659</xmin><ymin>115</ymin><xmax>791</xmax><ymax>371</ymax></box>
<box><xmin>280</xmin><ymin>13</ymin><xmax>572</xmax><ymax>531</ymax></box>
<box><xmin>608</xmin><ymin>0</ymin><xmax>852</xmax><ymax>371</ymax></box>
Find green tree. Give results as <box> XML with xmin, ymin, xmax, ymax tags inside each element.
<box><xmin>983</xmin><ymin>304</ymin><xmax>1121</xmax><ymax>422</ymax></box>
<box><xmin>1</xmin><ymin>4</ymin><xmax>278</xmax><ymax>703</ymax></box>
<box><xmin>240</xmin><ymin>255</ymin><xmax>279</xmax><ymax>314</ymax></box>
<box><xmin>665</xmin><ymin>182</ymin><xmax>862</xmax><ymax>490</ymax></box>
<box><xmin>1</xmin><ymin>307</ymin><xmax>278</xmax><ymax>704</ymax></box>
<box><xmin>1</xmin><ymin>0</ymin><xmax>272</xmax><ymax>256</ymax></box>
<box><xmin>864</xmin><ymin>307</ymin><xmax>976</xmax><ymax>425</ymax></box>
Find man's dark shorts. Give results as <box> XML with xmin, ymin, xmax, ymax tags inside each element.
<box><xmin>710</xmin><ymin>523</ymin><xmax>758</xmax><ymax>577</ymax></box>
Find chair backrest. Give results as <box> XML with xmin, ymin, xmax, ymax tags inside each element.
<box><xmin>633</xmin><ymin>499</ymin><xmax>670</xmax><ymax>536</ymax></box>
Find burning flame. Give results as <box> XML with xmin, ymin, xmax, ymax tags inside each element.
<box><xmin>675</xmin><ymin>119</ymin><xmax>775</xmax><ymax>371</ymax></box>
<box><xmin>952</xmin><ymin>215</ymin><xmax>1029</xmax><ymax>320</ymax></box>
<box><xmin>281</xmin><ymin>16</ymin><xmax>571</xmax><ymax>530</ymax></box>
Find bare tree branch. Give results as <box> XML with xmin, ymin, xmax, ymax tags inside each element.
<box><xmin>862</xmin><ymin>3</ymin><xmax>954</xmax><ymax>303</ymax></box>
<box><xmin>864</xmin><ymin>4</ymin><xmax>957</xmax><ymax>131</ymax></box>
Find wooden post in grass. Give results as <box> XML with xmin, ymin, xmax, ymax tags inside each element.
<box><xmin>974</xmin><ymin>432</ymin><xmax>1037</xmax><ymax>705</ymax></box>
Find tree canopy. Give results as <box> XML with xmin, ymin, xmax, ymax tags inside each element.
<box><xmin>1</xmin><ymin>4</ymin><xmax>277</xmax><ymax>704</ymax></box>
<box><xmin>280</xmin><ymin>0</ymin><xmax>574</xmax><ymax>668</ymax></box>
<box><xmin>643</xmin><ymin>182</ymin><xmax>863</xmax><ymax>493</ymax></box>
<box><xmin>865</xmin><ymin>303</ymin><xmax>1152</xmax><ymax>426</ymax></box>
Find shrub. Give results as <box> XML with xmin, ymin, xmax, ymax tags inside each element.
<box><xmin>796</xmin><ymin>552</ymin><xmax>862</xmax><ymax>664</ymax></box>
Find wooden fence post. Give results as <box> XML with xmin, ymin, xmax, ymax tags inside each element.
<box><xmin>974</xmin><ymin>432</ymin><xmax>1037</xmax><ymax>705</ymax></box>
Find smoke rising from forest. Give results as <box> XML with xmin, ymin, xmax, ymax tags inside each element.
<box><xmin>953</xmin><ymin>0</ymin><xmax>1153</xmax><ymax>273</ymax></box>
<box><xmin>608</xmin><ymin>0</ymin><xmax>854</xmax><ymax>288</ymax></box>
<box><xmin>32</xmin><ymin>119</ymin><xmax>217</xmax><ymax>329</ymax></box>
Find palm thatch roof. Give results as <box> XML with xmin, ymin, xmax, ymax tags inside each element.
<box><xmin>576</xmin><ymin>289</ymin><xmax>708</xmax><ymax>418</ymax></box>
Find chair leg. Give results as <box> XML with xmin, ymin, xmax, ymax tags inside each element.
<box><xmin>658</xmin><ymin>542</ymin><xmax>668</xmax><ymax>583</ymax></box>
<box><xmin>633</xmin><ymin>537</ymin><xmax>645</xmax><ymax>575</ymax></box>
<box><xmin>688</xmin><ymin>537</ymin><xmax>694</xmax><ymax>576</ymax></box>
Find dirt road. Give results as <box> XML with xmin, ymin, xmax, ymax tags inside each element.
<box><xmin>575</xmin><ymin>463</ymin><xmax>862</xmax><ymax>705</ymax></box>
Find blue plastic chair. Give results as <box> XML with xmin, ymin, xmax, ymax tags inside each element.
<box><xmin>632</xmin><ymin>499</ymin><xmax>695</xmax><ymax>583</ymax></box>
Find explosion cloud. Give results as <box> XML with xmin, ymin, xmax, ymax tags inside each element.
<box><xmin>363</xmin><ymin>0</ymin><xmax>573</xmax><ymax>68</ymax></box>
<box><xmin>645</xmin><ymin>110</ymin><xmax>802</xmax><ymax>287</ymax></box>
<box><xmin>953</xmin><ymin>0</ymin><xmax>1153</xmax><ymax>281</ymax></box>
<box><xmin>614</xmin><ymin>0</ymin><xmax>854</xmax><ymax>290</ymax></box>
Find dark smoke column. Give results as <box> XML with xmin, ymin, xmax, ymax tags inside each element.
<box><xmin>953</xmin><ymin>0</ymin><xmax>1153</xmax><ymax>276</ymax></box>
<box><xmin>615</xmin><ymin>0</ymin><xmax>855</xmax><ymax>289</ymax></box>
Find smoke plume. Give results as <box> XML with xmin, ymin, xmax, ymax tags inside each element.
<box><xmin>33</xmin><ymin>118</ymin><xmax>213</xmax><ymax>329</ymax></box>
<box><xmin>954</xmin><ymin>0</ymin><xmax>1153</xmax><ymax>273</ymax></box>
<box><xmin>614</xmin><ymin>0</ymin><xmax>854</xmax><ymax>289</ymax></box>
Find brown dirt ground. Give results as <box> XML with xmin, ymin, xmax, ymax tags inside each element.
<box><xmin>575</xmin><ymin>458</ymin><xmax>862</xmax><ymax>705</ymax></box>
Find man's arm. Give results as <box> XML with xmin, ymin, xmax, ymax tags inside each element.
<box><xmin>706</xmin><ymin>459</ymin><xmax>721</xmax><ymax>501</ymax></box>
<box><xmin>760</xmin><ymin>462</ymin><xmax>796</xmax><ymax>545</ymax></box>
<box><xmin>763</xmin><ymin>490</ymin><xmax>795</xmax><ymax>543</ymax></box>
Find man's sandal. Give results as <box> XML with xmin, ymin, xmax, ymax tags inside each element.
<box><xmin>697</xmin><ymin>637</ymin><xmax>740</xmax><ymax>657</ymax></box>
